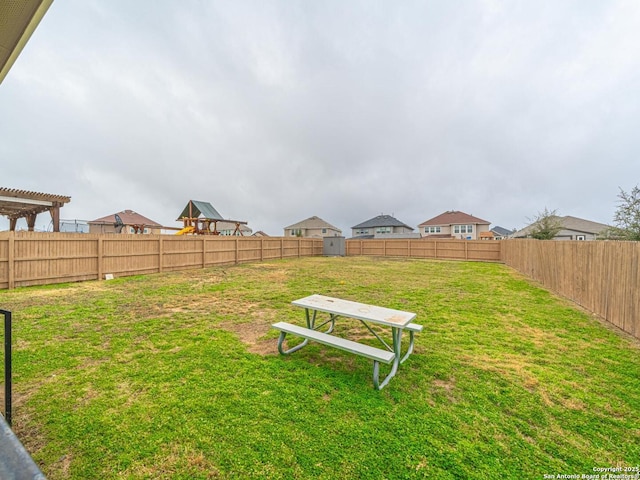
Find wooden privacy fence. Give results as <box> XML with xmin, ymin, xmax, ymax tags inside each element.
<box><xmin>346</xmin><ymin>238</ymin><xmax>502</xmax><ymax>262</ymax></box>
<box><xmin>1</xmin><ymin>232</ymin><xmax>638</xmax><ymax>341</ymax></box>
<box><xmin>0</xmin><ymin>232</ymin><xmax>322</xmax><ymax>289</ymax></box>
<box><xmin>502</xmin><ymin>239</ymin><xmax>639</xmax><ymax>340</ymax></box>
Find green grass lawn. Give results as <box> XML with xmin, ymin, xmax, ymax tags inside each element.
<box><xmin>1</xmin><ymin>256</ymin><xmax>638</xmax><ymax>479</ymax></box>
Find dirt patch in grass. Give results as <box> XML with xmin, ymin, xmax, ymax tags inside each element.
<box><xmin>220</xmin><ymin>318</ymin><xmax>276</xmax><ymax>355</ymax></box>
<box><xmin>432</xmin><ymin>377</ymin><xmax>457</xmax><ymax>402</ymax></box>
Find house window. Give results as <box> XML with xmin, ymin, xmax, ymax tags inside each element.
<box><xmin>425</xmin><ymin>226</ymin><xmax>441</xmax><ymax>234</ymax></box>
<box><xmin>356</xmin><ymin>229</ymin><xmax>369</xmax><ymax>235</ymax></box>
<box><xmin>322</xmin><ymin>228</ymin><xmax>327</xmax><ymax>234</ymax></box>
<box><xmin>376</xmin><ymin>226</ymin><xmax>391</xmax><ymax>234</ymax></box>
<box><xmin>576</xmin><ymin>235</ymin><xmax>586</xmax><ymax>241</ymax></box>
<box><xmin>454</xmin><ymin>225</ymin><xmax>473</xmax><ymax>234</ymax></box>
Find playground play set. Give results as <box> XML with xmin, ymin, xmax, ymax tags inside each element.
<box><xmin>175</xmin><ymin>200</ymin><xmax>248</xmax><ymax>236</ymax></box>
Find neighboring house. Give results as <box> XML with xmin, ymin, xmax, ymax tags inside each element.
<box><xmin>252</xmin><ymin>231</ymin><xmax>269</xmax><ymax>237</ymax></box>
<box><xmin>418</xmin><ymin>211</ymin><xmax>491</xmax><ymax>240</ymax></box>
<box><xmin>284</xmin><ymin>216</ymin><xmax>342</xmax><ymax>238</ymax></box>
<box><xmin>351</xmin><ymin>214</ymin><xmax>414</xmax><ymax>238</ymax></box>
<box><xmin>513</xmin><ymin>215</ymin><xmax>609</xmax><ymax>241</ymax></box>
<box><xmin>89</xmin><ymin>210</ymin><xmax>163</xmax><ymax>234</ymax></box>
<box><xmin>490</xmin><ymin>226</ymin><xmax>515</xmax><ymax>240</ymax></box>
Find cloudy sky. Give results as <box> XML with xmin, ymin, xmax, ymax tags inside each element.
<box><xmin>2</xmin><ymin>0</ymin><xmax>639</xmax><ymax>235</ymax></box>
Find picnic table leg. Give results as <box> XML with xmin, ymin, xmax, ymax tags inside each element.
<box><xmin>400</xmin><ymin>330</ymin><xmax>417</xmax><ymax>364</ymax></box>
<box><xmin>277</xmin><ymin>331</ymin><xmax>309</xmax><ymax>355</ymax></box>
<box><xmin>305</xmin><ymin>308</ymin><xmax>318</xmax><ymax>329</ymax></box>
<box><xmin>277</xmin><ymin>308</ymin><xmax>316</xmax><ymax>355</ymax></box>
<box><xmin>375</xmin><ymin>327</ymin><xmax>402</xmax><ymax>390</ymax></box>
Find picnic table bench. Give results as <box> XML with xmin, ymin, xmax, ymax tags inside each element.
<box><xmin>272</xmin><ymin>294</ymin><xmax>422</xmax><ymax>390</ymax></box>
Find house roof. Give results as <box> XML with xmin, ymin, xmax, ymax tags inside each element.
<box><xmin>178</xmin><ymin>200</ymin><xmax>223</xmax><ymax>220</ymax></box>
<box><xmin>513</xmin><ymin>215</ymin><xmax>609</xmax><ymax>237</ymax></box>
<box><xmin>561</xmin><ymin>216</ymin><xmax>609</xmax><ymax>233</ymax></box>
<box><xmin>419</xmin><ymin>210</ymin><xmax>490</xmax><ymax>227</ymax></box>
<box><xmin>0</xmin><ymin>187</ymin><xmax>71</xmax><ymax>219</ymax></box>
<box><xmin>491</xmin><ymin>226</ymin><xmax>515</xmax><ymax>237</ymax></box>
<box><xmin>284</xmin><ymin>215</ymin><xmax>340</xmax><ymax>232</ymax></box>
<box><xmin>90</xmin><ymin>210</ymin><xmax>162</xmax><ymax>228</ymax></box>
<box><xmin>352</xmin><ymin>214</ymin><xmax>414</xmax><ymax>230</ymax></box>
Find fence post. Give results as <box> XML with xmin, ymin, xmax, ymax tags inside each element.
<box><xmin>158</xmin><ymin>237</ymin><xmax>164</xmax><ymax>273</ymax></box>
<box><xmin>97</xmin><ymin>237</ymin><xmax>104</xmax><ymax>281</ymax></box>
<box><xmin>434</xmin><ymin>241</ymin><xmax>437</xmax><ymax>259</ymax></box>
<box><xmin>8</xmin><ymin>233</ymin><xmax>14</xmax><ymax>290</ymax></box>
<box><xmin>235</xmin><ymin>237</ymin><xmax>239</xmax><ymax>264</ymax></box>
<box><xmin>202</xmin><ymin>238</ymin><xmax>207</xmax><ymax>268</ymax></box>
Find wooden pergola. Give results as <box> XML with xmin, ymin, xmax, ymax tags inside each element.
<box><xmin>0</xmin><ymin>187</ymin><xmax>71</xmax><ymax>232</ymax></box>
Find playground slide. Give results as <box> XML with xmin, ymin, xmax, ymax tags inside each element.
<box><xmin>175</xmin><ymin>226</ymin><xmax>195</xmax><ymax>235</ymax></box>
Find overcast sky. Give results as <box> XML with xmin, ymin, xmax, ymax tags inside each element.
<box><xmin>2</xmin><ymin>0</ymin><xmax>639</xmax><ymax>235</ymax></box>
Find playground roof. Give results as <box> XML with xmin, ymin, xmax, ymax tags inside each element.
<box><xmin>177</xmin><ymin>200</ymin><xmax>224</xmax><ymax>221</ymax></box>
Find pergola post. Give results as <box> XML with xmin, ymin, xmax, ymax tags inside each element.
<box><xmin>26</xmin><ymin>214</ymin><xmax>36</xmax><ymax>232</ymax></box>
<box><xmin>50</xmin><ymin>205</ymin><xmax>61</xmax><ymax>232</ymax></box>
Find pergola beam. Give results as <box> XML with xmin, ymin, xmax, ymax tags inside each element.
<box><xmin>0</xmin><ymin>188</ymin><xmax>70</xmax><ymax>232</ymax></box>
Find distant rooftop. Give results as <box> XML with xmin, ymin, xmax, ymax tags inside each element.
<box><xmin>352</xmin><ymin>214</ymin><xmax>414</xmax><ymax>230</ymax></box>
<box><xmin>419</xmin><ymin>210</ymin><xmax>490</xmax><ymax>226</ymax></box>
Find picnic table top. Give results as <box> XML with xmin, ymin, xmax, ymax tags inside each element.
<box><xmin>292</xmin><ymin>294</ymin><xmax>416</xmax><ymax>327</ymax></box>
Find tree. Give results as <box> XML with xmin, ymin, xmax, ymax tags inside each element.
<box><xmin>609</xmin><ymin>185</ymin><xmax>640</xmax><ymax>241</ymax></box>
<box><xmin>527</xmin><ymin>207</ymin><xmax>563</xmax><ymax>240</ymax></box>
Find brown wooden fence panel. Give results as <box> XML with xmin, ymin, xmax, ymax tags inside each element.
<box><xmin>0</xmin><ymin>234</ymin><xmax>9</xmax><ymax>289</ymax></box>
<box><xmin>502</xmin><ymin>239</ymin><xmax>640</xmax><ymax>340</ymax></box>
<box><xmin>0</xmin><ymin>233</ymin><xmax>322</xmax><ymax>289</ymax></box>
<box><xmin>345</xmin><ymin>239</ymin><xmax>501</xmax><ymax>262</ymax></box>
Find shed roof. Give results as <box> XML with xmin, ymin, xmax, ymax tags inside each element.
<box><xmin>352</xmin><ymin>214</ymin><xmax>414</xmax><ymax>230</ymax></box>
<box><xmin>419</xmin><ymin>210</ymin><xmax>490</xmax><ymax>227</ymax></box>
